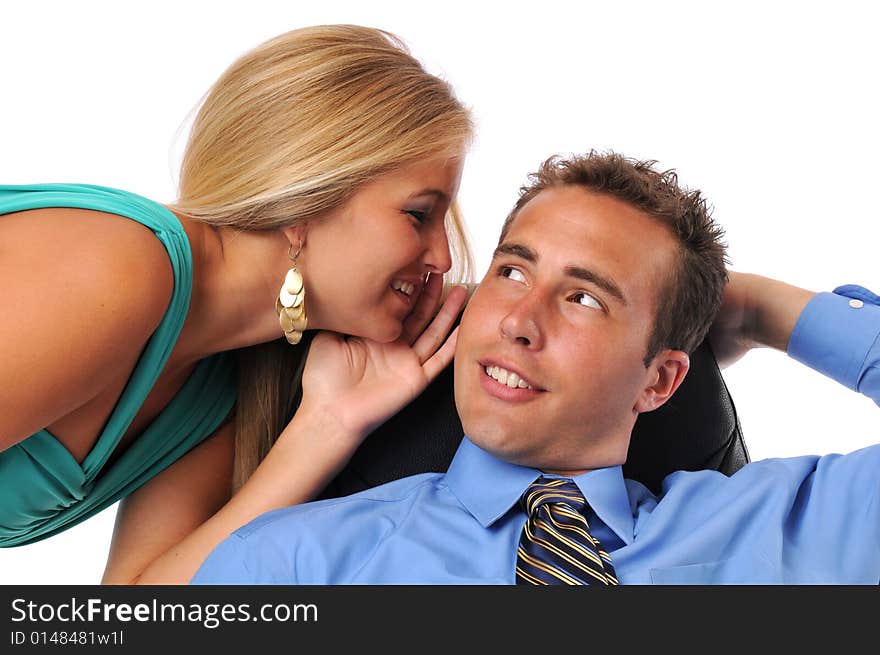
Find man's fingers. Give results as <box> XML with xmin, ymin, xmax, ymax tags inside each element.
<box><xmin>412</xmin><ymin>285</ymin><xmax>467</xmax><ymax>363</ymax></box>
<box><xmin>400</xmin><ymin>272</ymin><xmax>443</xmax><ymax>345</ymax></box>
<box><xmin>422</xmin><ymin>326</ymin><xmax>459</xmax><ymax>381</ymax></box>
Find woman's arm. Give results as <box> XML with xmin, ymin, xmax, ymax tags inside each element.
<box><xmin>103</xmin><ymin>278</ymin><xmax>468</xmax><ymax>584</ymax></box>
<box><xmin>0</xmin><ymin>208</ymin><xmax>173</xmax><ymax>452</ymax></box>
<box><xmin>101</xmin><ymin>404</ymin><xmax>364</xmax><ymax>584</ymax></box>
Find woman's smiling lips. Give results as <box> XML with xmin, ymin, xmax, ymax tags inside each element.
<box><xmin>390</xmin><ymin>277</ymin><xmax>422</xmax><ymax>307</ymax></box>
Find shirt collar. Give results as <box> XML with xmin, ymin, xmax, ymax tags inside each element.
<box><xmin>571</xmin><ymin>466</ymin><xmax>635</xmax><ymax>546</ymax></box>
<box><xmin>444</xmin><ymin>436</ymin><xmax>635</xmax><ymax>545</ymax></box>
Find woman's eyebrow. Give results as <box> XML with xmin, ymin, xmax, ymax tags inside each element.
<box><xmin>408</xmin><ymin>188</ymin><xmax>449</xmax><ymax>202</ymax></box>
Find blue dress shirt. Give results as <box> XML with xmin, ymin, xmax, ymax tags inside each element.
<box><xmin>193</xmin><ymin>287</ymin><xmax>880</xmax><ymax>585</ymax></box>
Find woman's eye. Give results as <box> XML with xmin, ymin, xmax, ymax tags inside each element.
<box><xmin>500</xmin><ymin>266</ymin><xmax>527</xmax><ymax>283</ymax></box>
<box><xmin>571</xmin><ymin>292</ymin><xmax>602</xmax><ymax>310</ymax></box>
<box><xmin>405</xmin><ymin>209</ymin><xmax>428</xmax><ymax>223</ymax></box>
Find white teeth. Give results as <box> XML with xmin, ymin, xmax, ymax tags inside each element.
<box><xmin>484</xmin><ymin>365</ymin><xmax>533</xmax><ymax>389</ymax></box>
<box><xmin>391</xmin><ymin>279</ymin><xmax>416</xmax><ymax>296</ymax></box>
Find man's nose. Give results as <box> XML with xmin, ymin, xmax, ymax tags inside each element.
<box><xmin>499</xmin><ymin>290</ymin><xmax>544</xmax><ymax>349</ymax></box>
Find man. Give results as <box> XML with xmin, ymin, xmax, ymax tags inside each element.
<box><xmin>192</xmin><ymin>152</ymin><xmax>880</xmax><ymax>584</ymax></box>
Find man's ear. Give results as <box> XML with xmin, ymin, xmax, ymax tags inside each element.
<box><xmin>634</xmin><ymin>349</ymin><xmax>690</xmax><ymax>413</ymax></box>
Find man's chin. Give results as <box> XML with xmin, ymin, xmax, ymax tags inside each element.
<box><xmin>461</xmin><ymin>425</ymin><xmax>534</xmax><ymax>465</ymax></box>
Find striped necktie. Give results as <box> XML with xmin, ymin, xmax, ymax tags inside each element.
<box><xmin>515</xmin><ymin>476</ymin><xmax>619</xmax><ymax>585</ymax></box>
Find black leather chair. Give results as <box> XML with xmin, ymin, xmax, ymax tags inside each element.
<box><xmin>319</xmin><ymin>338</ymin><xmax>748</xmax><ymax>499</ymax></box>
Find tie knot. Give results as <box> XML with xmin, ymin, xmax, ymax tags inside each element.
<box><xmin>520</xmin><ymin>477</ymin><xmax>586</xmax><ymax>516</ymax></box>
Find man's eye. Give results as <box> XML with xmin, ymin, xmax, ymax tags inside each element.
<box><xmin>571</xmin><ymin>292</ymin><xmax>602</xmax><ymax>310</ymax></box>
<box><xmin>500</xmin><ymin>266</ymin><xmax>527</xmax><ymax>283</ymax></box>
<box><xmin>405</xmin><ymin>209</ymin><xmax>428</xmax><ymax>223</ymax></box>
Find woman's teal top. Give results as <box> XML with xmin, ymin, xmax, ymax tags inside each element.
<box><xmin>0</xmin><ymin>184</ymin><xmax>236</xmax><ymax>547</ymax></box>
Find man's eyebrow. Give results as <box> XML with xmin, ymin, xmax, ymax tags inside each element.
<box><xmin>408</xmin><ymin>188</ymin><xmax>450</xmax><ymax>202</ymax></box>
<box><xmin>494</xmin><ymin>241</ymin><xmax>627</xmax><ymax>305</ymax></box>
<box><xmin>493</xmin><ymin>242</ymin><xmax>537</xmax><ymax>263</ymax></box>
<box><xmin>564</xmin><ymin>266</ymin><xmax>627</xmax><ymax>305</ymax></box>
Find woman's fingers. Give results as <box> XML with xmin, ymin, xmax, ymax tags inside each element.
<box><xmin>412</xmin><ymin>285</ymin><xmax>467</xmax><ymax>364</ymax></box>
<box><xmin>400</xmin><ymin>272</ymin><xmax>443</xmax><ymax>346</ymax></box>
<box><xmin>422</xmin><ymin>326</ymin><xmax>459</xmax><ymax>381</ymax></box>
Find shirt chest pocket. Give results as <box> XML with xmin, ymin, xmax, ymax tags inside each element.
<box><xmin>649</xmin><ymin>554</ymin><xmax>782</xmax><ymax>585</ymax></box>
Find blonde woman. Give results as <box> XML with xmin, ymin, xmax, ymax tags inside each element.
<box><xmin>0</xmin><ymin>25</ymin><xmax>473</xmax><ymax>584</ymax></box>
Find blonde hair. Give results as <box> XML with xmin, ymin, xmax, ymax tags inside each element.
<box><xmin>170</xmin><ymin>25</ymin><xmax>474</xmax><ymax>490</ymax></box>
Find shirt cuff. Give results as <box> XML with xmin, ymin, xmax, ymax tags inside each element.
<box><xmin>787</xmin><ymin>286</ymin><xmax>880</xmax><ymax>391</ymax></box>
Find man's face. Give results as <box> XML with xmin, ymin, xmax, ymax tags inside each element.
<box><xmin>454</xmin><ymin>185</ymin><xmax>681</xmax><ymax>474</ymax></box>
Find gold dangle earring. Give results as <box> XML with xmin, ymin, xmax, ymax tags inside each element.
<box><xmin>276</xmin><ymin>242</ymin><xmax>307</xmax><ymax>345</ymax></box>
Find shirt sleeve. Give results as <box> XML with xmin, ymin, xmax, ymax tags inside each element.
<box><xmin>787</xmin><ymin>285</ymin><xmax>880</xmax><ymax>406</ymax></box>
<box><xmin>783</xmin><ymin>285</ymin><xmax>880</xmax><ymax>580</ymax></box>
<box><xmin>190</xmin><ymin>534</ymin><xmax>258</xmax><ymax>585</ymax></box>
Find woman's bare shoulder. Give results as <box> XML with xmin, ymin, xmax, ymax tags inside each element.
<box><xmin>0</xmin><ymin>207</ymin><xmax>176</xmax><ymax>448</ymax></box>
<box><xmin>1</xmin><ymin>206</ymin><xmax>174</xmax><ymax>326</ymax></box>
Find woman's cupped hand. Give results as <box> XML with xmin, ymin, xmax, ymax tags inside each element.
<box><xmin>298</xmin><ymin>272</ymin><xmax>468</xmax><ymax>444</ymax></box>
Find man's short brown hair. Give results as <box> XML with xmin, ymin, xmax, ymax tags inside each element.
<box><xmin>500</xmin><ymin>151</ymin><xmax>728</xmax><ymax>364</ymax></box>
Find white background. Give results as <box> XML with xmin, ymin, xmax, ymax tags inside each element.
<box><xmin>1</xmin><ymin>0</ymin><xmax>877</xmax><ymax>584</ymax></box>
